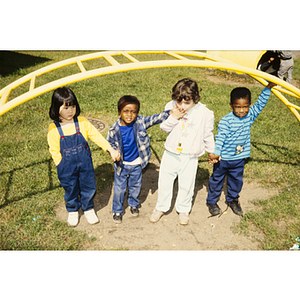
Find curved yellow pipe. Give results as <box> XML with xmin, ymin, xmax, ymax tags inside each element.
<box><xmin>206</xmin><ymin>50</ymin><xmax>266</xmax><ymax>70</ymax></box>
<box><xmin>1</xmin><ymin>51</ymin><xmax>299</xmax><ymax>122</ymax></box>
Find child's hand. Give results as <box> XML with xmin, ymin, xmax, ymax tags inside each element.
<box><xmin>266</xmin><ymin>82</ymin><xmax>276</xmax><ymax>89</ymax></box>
<box><xmin>107</xmin><ymin>147</ymin><xmax>121</xmax><ymax>162</ymax></box>
<box><xmin>113</xmin><ymin>151</ymin><xmax>121</xmax><ymax>162</ymax></box>
<box><xmin>170</xmin><ymin>105</ymin><xmax>185</xmax><ymax>120</ymax></box>
<box><xmin>208</xmin><ymin>153</ymin><xmax>221</xmax><ymax>164</ymax></box>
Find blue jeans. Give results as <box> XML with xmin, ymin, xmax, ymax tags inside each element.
<box><xmin>112</xmin><ymin>164</ymin><xmax>142</xmax><ymax>213</ymax></box>
<box><xmin>206</xmin><ymin>159</ymin><xmax>245</xmax><ymax>205</ymax></box>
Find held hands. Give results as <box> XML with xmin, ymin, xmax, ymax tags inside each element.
<box><xmin>107</xmin><ymin>146</ymin><xmax>121</xmax><ymax>162</ymax></box>
<box><xmin>170</xmin><ymin>105</ymin><xmax>185</xmax><ymax>120</ymax></box>
<box><xmin>208</xmin><ymin>153</ymin><xmax>221</xmax><ymax>164</ymax></box>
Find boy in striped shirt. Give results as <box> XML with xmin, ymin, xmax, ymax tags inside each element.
<box><xmin>207</xmin><ymin>82</ymin><xmax>276</xmax><ymax>216</ymax></box>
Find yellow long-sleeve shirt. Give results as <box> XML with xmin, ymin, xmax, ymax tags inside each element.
<box><xmin>47</xmin><ymin>116</ymin><xmax>110</xmax><ymax>166</ymax></box>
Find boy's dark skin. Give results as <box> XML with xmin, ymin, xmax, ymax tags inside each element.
<box><xmin>207</xmin><ymin>82</ymin><xmax>276</xmax><ymax>217</ymax></box>
<box><xmin>208</xmin><ymin>82</ymin><xmax>276</xmax><ymax>165</ymax></box>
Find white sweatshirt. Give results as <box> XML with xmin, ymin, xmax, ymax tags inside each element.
<box><xmin>161</xmin><ymin>100</ymin><xmax>215</xmax><ymax>158</ymax></box>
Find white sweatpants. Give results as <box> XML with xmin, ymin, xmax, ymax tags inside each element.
<box><xmin>156</xmin><ymin>150</ymin><xmax>198</xmax><ymax>213</ymax></box>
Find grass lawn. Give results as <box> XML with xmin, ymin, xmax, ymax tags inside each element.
<box><xmin>0</xmin><ymin>50</ymin><xmax>299</xmax><ymax>250</ymax></box>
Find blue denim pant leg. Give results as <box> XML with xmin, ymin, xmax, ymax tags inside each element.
<box><xmin>78</xmin><ymin>161</ymin><xmax>97</xmax><ymax>212</ymax></box>
<box><xmin>206</xmin><ymin>161</ymin><xmax>227</xmax><ymax>205</ymax></box>
<box><xmin>226</xmin><ymin>159</ymin><xmax>245</xmax><ymax>202</ymax></box>
<box><xmin>112</xmin><ymin>164</ymin><xmax>142</xmax><ymax>214</ymax></box>
<box><xmin>126</xmin><ymin>164</ymin><xmax>142</xmax><ymax>209</ymax></box>
<box><xmin>58</xmin><ymin>164</ymin><xmax>81</xmax><ymax>212</ymax></box>
<box><xmin>206</xmin><ymin>159</ymin><xmax>245</xmax><ymax>205</ymax></box>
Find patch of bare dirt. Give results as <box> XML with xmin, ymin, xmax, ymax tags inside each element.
<box><xmin>55</xmin><ymin>161</ymin><xmax>278</xmax><ymax>250</ymax></box>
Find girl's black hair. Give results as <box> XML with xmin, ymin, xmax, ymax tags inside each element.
<box><xmin>118</xmin><ymin>95</ymin><xmax>140</xmax><ymax>114</ymax></box>
<box><xmin>171</xmin><ymin>78</ymin><xmax>201</xmax><ymax>104</ymax></box>
<box><xmin>230</xmin><ymin>87</ymin><xmax>251</xmax><ymax>104</ymax></box>
<box><xmin>49</xmin><ymin>87</ymin><xmax>81</xmax><ymax>122</ymax></box>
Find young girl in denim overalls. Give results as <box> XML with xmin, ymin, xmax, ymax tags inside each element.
<box><xmin>47</xmin><ymin>87</ymin><xmax>120</xmax><ymax>226</ymax></box>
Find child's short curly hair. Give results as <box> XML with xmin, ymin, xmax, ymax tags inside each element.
<box><xmin>230</xmin><ymin>87</ymin><xmax>251</xmax><ymax>104</ymax></box>
<box><xmin>118</xmin><ymin>95</ymin><xmax>140</xmax><ymax>114</ymax></box>
<box><xmin>171</xmin><ymin>78</ymin><xmax>201</xmax><ymax>104</ymax></box>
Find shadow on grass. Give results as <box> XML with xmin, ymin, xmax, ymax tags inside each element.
<box><xmin>0</xmin><ymin>158</ymin><xmax>116</xmax><ymax>210</ymax></box>
<box><xmin>0</xmin><ymin>51</ymin><xmax>51</xmax><ymax>77</ymax></box>
<box><xmin>250</xmin><ymin>141</ymin><xmax>300</xmax><ymax>165</ymax></box>
<box><xmin>0</xmin><ymin>159</ymin><xmax>60</xmax><ymax>209</ymax></box>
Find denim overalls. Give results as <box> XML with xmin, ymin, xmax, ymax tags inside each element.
<box><xmin>54</xmin><ymin>117</ymin><xmax>96</xmax><ymax>212</ymax></box>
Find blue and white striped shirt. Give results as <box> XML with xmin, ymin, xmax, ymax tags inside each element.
<box><xmin>214</xmin><ymin>87</ymin><xmax>272</xmax><ymax>160</ymax></box>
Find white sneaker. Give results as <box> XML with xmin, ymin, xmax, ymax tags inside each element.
<box><xmin>84</xmin><ymin>209</ymin><xmax>100</xmax><ymax>225</ymax></box>
<box><xmin>150</xmin><ymin>208</ymin><xmax>165</xmax><ymax>223</ymax></box>
<box><xmin>179</xmin><ymin>213</ymin><xmax>189</xmax><ymax>225</ymax></box>
<box><xmin>68</xmin><ymin>211</ymin><xmax>79</xmax><ymax>227</ymax></box>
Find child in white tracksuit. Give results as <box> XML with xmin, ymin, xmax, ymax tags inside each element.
<box><xmin>150</xmin><ymin>78</ymin><xmax>215</xmax><ymax>225</ymax></box>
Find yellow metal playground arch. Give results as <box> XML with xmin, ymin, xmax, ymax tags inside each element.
<box><xmin>1</xmin><ymin>50</ymin><xmax>300</xmax><ymax>122</ymax></box>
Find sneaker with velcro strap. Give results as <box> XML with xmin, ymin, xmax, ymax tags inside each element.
<box><xmin>150</xmin><ymin>208</ymin><xmax>165</xmax><ymax>223</ymax></box>
<box><xmin>179</xmin><ymin>212</ymin><xmax>189</xmax><ymax>225</ymax></box>
<box><xmin>130</xmin><ymin>206</ymin><xmax>139</xmax><ymax>217</ymax></box>
<box><xmin>84</xmin><ymin>208</ymin><xmax>100</xmax><ymax>225</ymax></box>
<box><xmin>68</xmin><ymin>211</ymin><xmax>79</xmax><ymax>227</ymax></box>
<box><xmin>113</xmin><ymin>213</ymin><xmax>122</xmax><ymax>224</ymax></box>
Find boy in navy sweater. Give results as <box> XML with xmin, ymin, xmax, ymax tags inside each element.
<box><xmin>207</xmin><ymin>82</ymin><xmax>276</xmax><ymax>217</ymax></box>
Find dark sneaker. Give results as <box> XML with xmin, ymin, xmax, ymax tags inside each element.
<box><xmin>130</xmin><ymin>207</ymin><xmax>139</xmax><ymax>217</ymax></box>
<box><xmin>226</xmin><ymin>199</ymin><xmax>243</xmax><ymax>216</ymax></box>
<box><xmin>207</xmin><ymin>203</ymin><xmax>221</xmax><ymax>216</ymax></box>
<box><xmin>113</xmin><ymin>213</ymin><xmax>122</xmax><ymax>224</ymax></box>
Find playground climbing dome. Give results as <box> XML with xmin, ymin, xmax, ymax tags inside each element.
<box><xmin>1</xmin><ymin>50</ymin><xmax>300</xmax><ymax>122</ymax></box>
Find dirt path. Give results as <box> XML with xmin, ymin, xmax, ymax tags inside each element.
<box><xmin>55</xmin><ymin>160</ymin><xmax>278</xmax><ymax>250</ymax></box>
